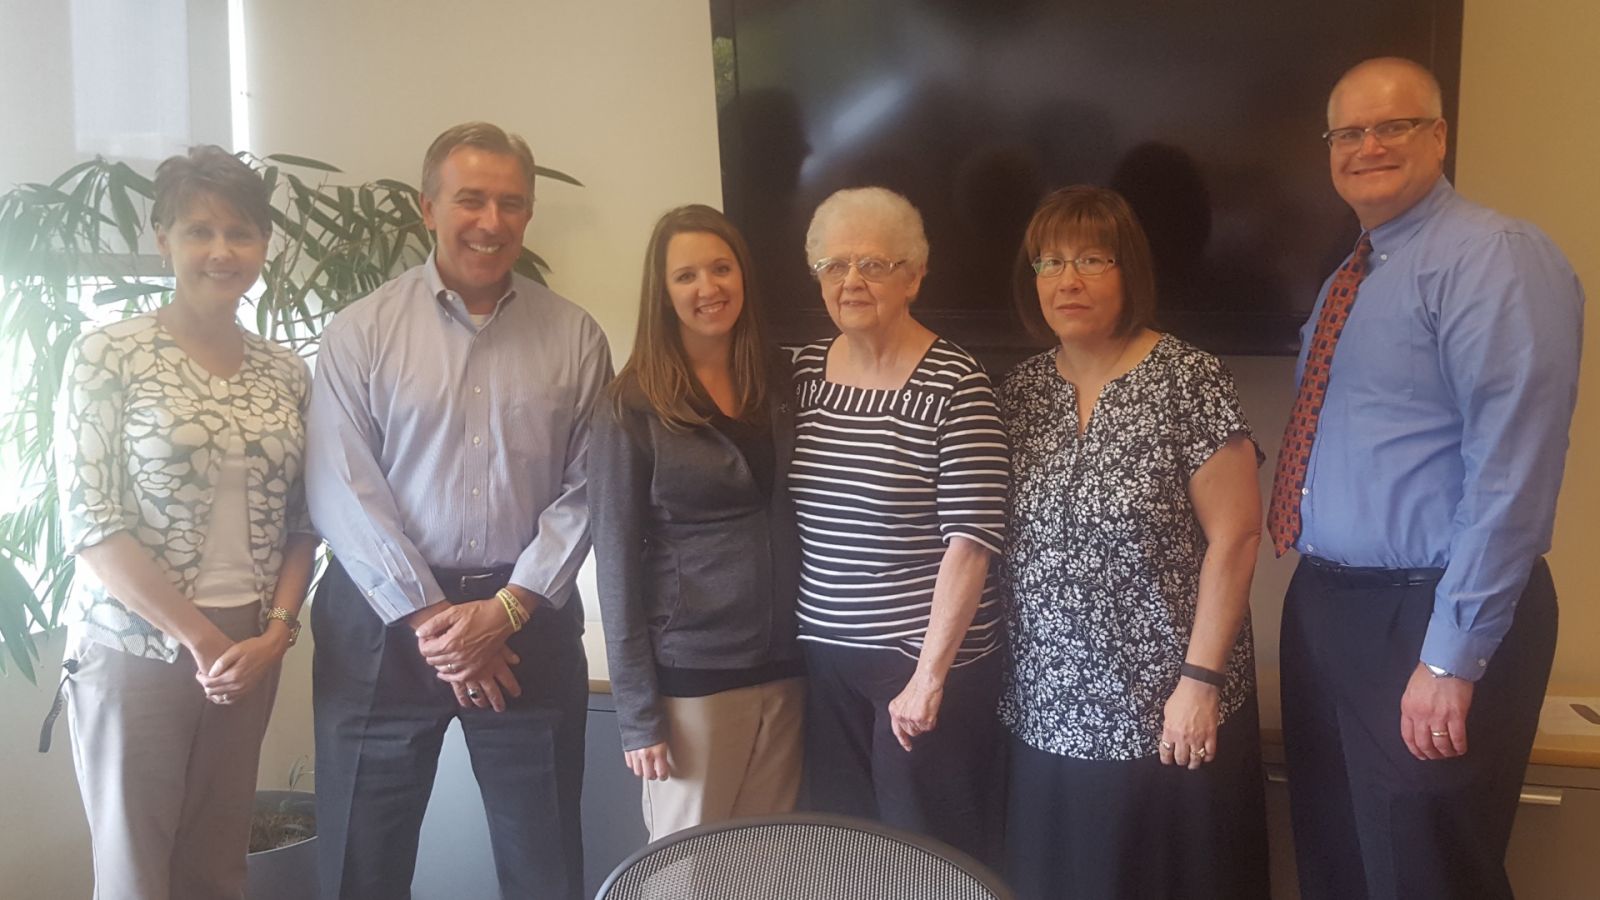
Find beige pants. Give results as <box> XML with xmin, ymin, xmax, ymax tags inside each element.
<box><xmin>642</xmin><ymin>677</ymin><xmax>805</xmax><ymax>842</ymax></box>
<box><xmin>66</xmin><ymin>604</ymin><xmax>279</xmax><ymax>900</ymax></box>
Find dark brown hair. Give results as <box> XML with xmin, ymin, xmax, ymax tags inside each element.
<box><xmin>612</xmin><ymin>204</ymin><xmax>771</xmax><ymax>430</ymax></box>
<box><xmin>421</xmin><ymin>122</ymin><xmax>536</xmax><ymax>200</ymax></box>
<box><xmin>150</xmin><ymin>145</ymin><xmax>272</xmax><ymax>237</ymax></box>
<box><xmin>1016</xmin><ymin>185</ymin><xmax>1157</xmax><ymax>341</ymax></box>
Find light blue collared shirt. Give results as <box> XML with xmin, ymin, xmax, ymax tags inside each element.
<box><xmin>305</xmin><ymin>257</ymin><xmax>613</xmax><ymax>622</ymax></box>
<box><xmin>1295</xmin><ymin>177</ymin><xmax>1583</xmax><ymax>680</ymax></box>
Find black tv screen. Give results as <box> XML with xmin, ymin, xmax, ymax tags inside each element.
<box><xmin>711</xmin><ymin>0</ymin><xmax>1462</xmax><ymax>358</ymax></box>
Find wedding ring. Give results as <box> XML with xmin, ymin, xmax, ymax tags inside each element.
<box><xmin>1194</xmin><ymin>746</ymin><xmax>1207</xmax><ymax>758</ymax></box>
<box><xmin>444</xmin><ymin>663</ymin><xmax>457</xmax><ymax>673</ymax></box>
<box><xmin>467</xmin><ymin>688</ymin><xmax>483</xmax><ymax>700</ymax></box>
<box><xmin>1430</xmin><ymin>729</ymin><xmax>1448</xmax><ymax>738</ymax></box>
<box><xmin>1159</xmin><ymin>740</ymin><xmax>1174</xmax><ymax>751</ymax></box>
<box><xmin>219</xmin><ymin>693</ymin><xmax>230</xmax><ymax>703</ymax></box>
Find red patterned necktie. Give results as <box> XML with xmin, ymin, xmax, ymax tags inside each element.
<box><xmin>1267</xmin><ymin>233</ymin><xmax>1374</xmax><ymax>556</ymax></box>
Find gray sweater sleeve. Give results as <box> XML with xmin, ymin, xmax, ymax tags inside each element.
<box><xmin>587</xmin><ymin>396</ymin><xmax>668</xmax><ymax>750</ymax></box>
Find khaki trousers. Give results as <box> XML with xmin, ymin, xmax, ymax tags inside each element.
<box><xmin>642</xmin><ymin>676</ymin><xmax>805</xmax><ymax>841</ymax></box>
<box><xmin>66</xmin><ymin>604</ymin><xmax>279</xmax><ymax>900</ymax></box>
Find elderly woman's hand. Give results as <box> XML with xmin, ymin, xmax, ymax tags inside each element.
<box><xmin>1159</xmin><ymin>677</ymin><xmax>1220</xmax><ymax>769</ymax></box>
<box><xmin>888</xmin><ymin>672</ymin><xmax>945</xmax><ymax>751</ymax></box>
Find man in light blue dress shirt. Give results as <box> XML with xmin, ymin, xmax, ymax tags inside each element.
<box><xmin>1278</xmin><ymin>59</ymin><xmax>1583</xmax><ymax>900</ymax></box>
<box><xmin>305</xmin><ymin>122</ymin><xmax>613</xmax><ymax>900</ymax></box>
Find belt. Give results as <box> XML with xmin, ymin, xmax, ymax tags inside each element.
<box><xmin>430</xmin><ymin>564</ymin><xmax>515</xmax><ymax>603</ymax></box>
<box><xmin>1301</xmin><ymin>555</ymin><xmax>1444</xmax><ymax>588</ymax></box>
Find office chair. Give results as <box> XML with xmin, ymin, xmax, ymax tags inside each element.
<box><xmin>594</xmin><ymin>812</ymin><xmax>1014</xmax><ymax>899</ymax></box>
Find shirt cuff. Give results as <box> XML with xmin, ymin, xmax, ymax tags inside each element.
<box><xmin>1419</xmin><ymin>616</ymin><xmax>1500</xmax><ymax>682</ymax></box>
<box><xmin>361</xmin><ymin>576</ymin><xmax>434</xmax><ymax>625</ymax></box>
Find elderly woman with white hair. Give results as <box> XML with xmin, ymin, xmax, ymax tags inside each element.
<box><xmin>789</xmin><ymin>186</ymin><xmax>1010</xmax><ymax>863</ymax></box>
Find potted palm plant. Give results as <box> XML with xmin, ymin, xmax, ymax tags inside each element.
<box><xmin>0</xmin><ymin>151</ymin><xmax>579</xmax><ymax>680</ymax></box>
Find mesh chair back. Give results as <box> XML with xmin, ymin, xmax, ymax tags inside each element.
<box><xmin>595</xmin><ymin>813</ymin><xmax>1013</xmax><ymax>900</ymax></box>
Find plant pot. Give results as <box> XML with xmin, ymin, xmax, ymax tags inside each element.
<box><xmin>246</xmin><ymin>789</ymin><xmax>318</xmax><ymax>900</ymax></box>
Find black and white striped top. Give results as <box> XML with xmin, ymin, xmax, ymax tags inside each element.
<box><xmin>788</xmin><ymin>337</ymin><xmax>1010</xmax><ymax>664</ymax></box>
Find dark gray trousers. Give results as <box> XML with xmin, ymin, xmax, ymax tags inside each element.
<box><xmin>312</xmin><ymin>561</ymin><xmax>587</xmax><ymax>900</ymax></box>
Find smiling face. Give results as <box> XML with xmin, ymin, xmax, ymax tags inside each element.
<box><xmin>1035</xmin><ymin>234</ymin><xmax>1126</xmax><ymax>347</ymax></box>
<box><xmin>1327</xmin><ymin>62</ymin><xmax>1448</xmax><ymax>229</ymax></box>
<box><xmin>156</xmin><ymin>192</ymin><xmax>269</xmax><ymax>315</ymax></box>
<box><xmin>813</xmin><ymin>220</ymin><xmax>924</xmax><ymax>337</ymax></box>
<box><xmin>665</xmin><ymin>230</ymin><xmax>745</xmax><ymax>350</ymax></box>
<box><xmin>420</xmin><ymin>146</ymin><xmax>533</xmax><ymax>310</ymax></box>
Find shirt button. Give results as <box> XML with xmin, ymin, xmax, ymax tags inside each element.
<box><xmin>472</xmin><ymin>435</ymin><xmax>482</xmax><ymax>446</ymax></box>
<box><xmin>1379</xmin><ymin>253</ymin><xmax>1389</xmax><ymax>261</ymax></box>
<box><xmin>1477</xmin><ymin>659</ymin><xmax>1488</xmax><ymax>668</ymax></box>
<box><xmin>474</xmin><ymin>385</ymin><xmax>482</xmax><ymax>394</ymax></box>
<box><xmin>1306</xmin><ymin>543</ymin><xmax>1316</xmax><ymax>553</ymax></box>
<box><xmin>471</xmin><ymin>487</ymin><xmax>480</xmax><ymax>496</ymax></box>
<box><xmin>1301</xmin><ymin>487</ymin><xmax>1309</xmax><ymax>496</ymax></box>
<box><xmin>469</xmin><ymin>539</ymin><xmax>478</xmax><ymax>548</ymax></box>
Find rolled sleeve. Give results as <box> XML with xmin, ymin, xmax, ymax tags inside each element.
<box><xmin>935</xmin><ymin>368</ymin><xmax>1009</xmax><ymax>554</ymax></box>
<box><xmin>56</xmin><ymin>330</ymin><xmax>134</xmax><ymax>554</ymax></box>
<box><xmin>304</xmin><ymin>315</ymin><xmax>445</xmax><ymax>622</ymax></box>
<box><xmin>508</xmin><ymin>318</ymin><xmax>614</xmax><ymax>609</ymax></box>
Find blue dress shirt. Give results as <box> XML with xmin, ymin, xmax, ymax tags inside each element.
<box><xmin>305</xmin><ymin>257</ymin><xmax>613</xmax><ymax>623</ymax></box>
<box><xmin>1295</xmin><ymin>178</ymin><xmax>1583</xmax><ymax>680</ymax></box>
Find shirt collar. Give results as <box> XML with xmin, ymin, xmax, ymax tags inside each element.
<box><xmin>1368</xmin><ymin>176</ymin><xmax>1455</xmax><ymax>259</ymax></box>
<box><xmin>423</xmin><ymin>251</ymin><xmax>519</xmax><ymax>328</ymax></box>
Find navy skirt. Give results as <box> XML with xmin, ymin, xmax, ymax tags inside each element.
<box><xmin>1004</xmin><ymin>695</ymin><xmax>1271</xmax><ymax>900</ymax></box>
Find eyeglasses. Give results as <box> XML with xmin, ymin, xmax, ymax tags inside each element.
<box><xmin>809</xmin><ymin>256</ymin><xmax>909</xmax><ymax>284</ymax></box>
<box><xmin>1031</xmin><ymin>254</ymin><xmax>1117</xmax><ymax>278</ymax></box>
<box><xmin>1322</xmin><ymin>117</ymin><xmax>1437</xmax><ymax>150</ymax></box>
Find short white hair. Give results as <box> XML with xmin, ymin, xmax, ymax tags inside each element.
<box><xmin>804</xmin><ymin>187</ymin><xmax>930</xmax><ymax>270</ymax></box>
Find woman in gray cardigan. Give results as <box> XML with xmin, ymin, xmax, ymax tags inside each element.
<box><xmin>589</xmin><ymin>204</ymin><xmax>803</xmax><ymax>840</ymax></box>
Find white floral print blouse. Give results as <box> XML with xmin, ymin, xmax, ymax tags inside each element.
<box><xmin>56</xmin><ymin>313</ymin><xmax>313</xmax><ymax>661</ymax></box>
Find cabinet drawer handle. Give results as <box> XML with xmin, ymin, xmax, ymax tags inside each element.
<box><xmin>1519</xmin><ymin>787</ymin><xmax>1563</xmax><ymax>807</ymax></box>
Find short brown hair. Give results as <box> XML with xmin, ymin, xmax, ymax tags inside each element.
<box><xmin>421</xmin><ymin>122</ymin><xmax>536</xmax><ymax>199</ymax></box>
<box><xmin>1016</xmin><ymin>185</ymin><xmax>1157</xmax><ymax>341</ymax></box>
<box><xmin>613</xmin><ymin>204</ymin><xmax>771</xmax><ymax>430</ymax></box>
<box><xmin>150</xmin><ymin>145</ymin><xmax>272</xmax><ymax>237</ymax></box>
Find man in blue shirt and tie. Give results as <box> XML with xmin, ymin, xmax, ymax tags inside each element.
<box><xmin>1270</xmin><ymin>58</ymin><xmax>1583</xmax><ymax>900</ymax></box>
<box><xmin>305</xmin><ymin>122</ymin><xmax>613</xmax><ymax>900</ymax></box>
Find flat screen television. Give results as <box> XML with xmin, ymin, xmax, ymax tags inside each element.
<box><xmin>711</xmin><ymin>0</ymin><xmax>1462</xmax><ymax>358</ymax></box>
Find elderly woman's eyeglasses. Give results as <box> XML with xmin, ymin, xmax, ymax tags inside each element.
<box><xmin>1321</xmin><ymin>117</ymin><xmax>1437</xmax><ymax>150</ymax></box>
<box><xmin>1032</xmin><ymin>255</ymin><xmax>1117</xmax><ymax>278</ymax></box>
<box><xmin>810</xmin><ymin>256</ymin><xmax>908</xmax><ymax>284</ymax></box>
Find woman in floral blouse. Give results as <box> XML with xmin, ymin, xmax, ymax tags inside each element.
<box><xmin>997</xmin><ymin>186</ymin><xmax>1269</xmax><ymax>899</ymax></box>
<box><xmin>55</xmin><ymin>146</ymin><xmax>316</xmax><ymax>898</ymax></box>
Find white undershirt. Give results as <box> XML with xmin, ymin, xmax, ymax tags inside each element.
<box><xmin>469</xmin><ymin>312</ymin><xmax>492</xmax><ymax>329</ymax></box>
<box><xmin>191</xmin><ymin>425</ymin><xmax>258</xmax><ymax>608</ymax></box>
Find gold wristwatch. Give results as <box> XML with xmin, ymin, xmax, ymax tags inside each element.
<box><xmin>262</xmin><ymin>606</ymin><xmax>302</xmax><ymax>647</ymax></box>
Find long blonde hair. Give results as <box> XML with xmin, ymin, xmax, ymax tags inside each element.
<box><xmin>612</xmin><ymin>204</ymin><xmax>771</xmax><ymax>430</ymax></box>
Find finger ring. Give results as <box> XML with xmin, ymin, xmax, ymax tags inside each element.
<box><xmin>1194</xmin><ymin>746</ymin><xmax>1207</xmax><ymax>758</ymax></box>
<box><xmin>219</xmin><ymin>693</ymin><xmax>230</xmax><ymax>703</ymax></box>
<box><xmin>444</xmin><ymin>663</ymin><xmax>457</xmax><ymax>673</ymax></box>
<box><xmin>1430</xmin><ymin>729</ymin><xmax>1448</xmax><ymax>737</ymax></box>
<box><xmin>467</xmin><ymin>688</ymin><xmax>482</xmax><ymax>700</ymax></box>
<box><xmin>1159</xmin><ymin>740</ymin><xmax>1174</xmax><ymax>751</ymax></box>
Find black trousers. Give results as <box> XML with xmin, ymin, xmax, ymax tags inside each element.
<box><xmin>312</xmin><ymin>561</ymin><xmax>588</xmax><ymax>900</ymax></box>
<box><xmin>1280</xmin><ymin>556</ymin><xmax>1557</xmax><ymax>900</ymax></box>
<box><xmin>802</xmin><ymin>643</ymin><xmax>1005</xmax><ymax>868</ymax></box>
<box><xmin>1005</xmin><ymin>699</ymin><xmax>1270</xmax><ymax>900</ymax></box>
